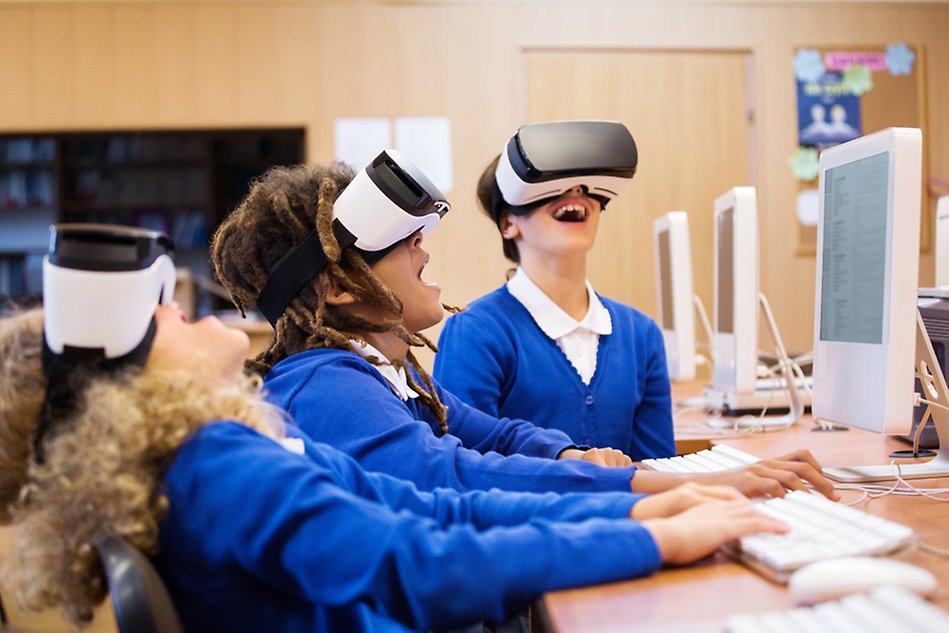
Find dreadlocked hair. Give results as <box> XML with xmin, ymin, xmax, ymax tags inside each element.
<box><xmin>210</xmin><ymin>163</ymin><xmax>450</xmax><ymax>434</ymax></box>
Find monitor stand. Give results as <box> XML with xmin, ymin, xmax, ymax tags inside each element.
<box><xmin>706</xmin><ymin>293</ymin><xmax>805</xmax><ymax>429</ymax></box>
<box><xmin>823</xmin><ymin>309</ymin><xmax>949</xmax><ymax>483</ymax></box>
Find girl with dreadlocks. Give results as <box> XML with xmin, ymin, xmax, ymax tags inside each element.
<box><xmin>211</xmin><ymin>151</ymin><xmax>836</xmax><ymax>501</ymax></box>
<box><xmin>0</xmin><ymin>224</ymin><xmax>788</xmax><ymax>633</ymax></box>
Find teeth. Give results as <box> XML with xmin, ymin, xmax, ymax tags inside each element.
<box><xmin>553</xmin><ymin>204</ymin><xmax>587</xmax><ymax>221</ymax></box>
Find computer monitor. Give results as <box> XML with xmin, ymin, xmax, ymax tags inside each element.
<box><xmin>936</xmin><ymin>195</ymin><xmax>949</xmax><ymax>288</ymax></box>
<box><xmin>813</xmin><ymin>127</ymin><xmax>949</xmax><ymax>482</ymax></box>
<box><xmin>712</xmin><ymin>187</ymin><xmax>759</xmax><ymax>395</ymax></box>
<box><xmin>653</xmin><ymin>211</ymin><xmax>696</xmax><ymax>381</ymax></box>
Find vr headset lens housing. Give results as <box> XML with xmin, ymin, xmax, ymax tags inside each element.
<box><xmin>43</xmin><ymin>224</ymin><xmax>177</xmax><ymax>360</ymax></box>
<box><xmin>494</xmin><ymin>120</ymin><xmax>638</xmax><ymax>214</ymax></box>
<box><xmin>333</xmin><ymin>149</ymin><xmax>450</xmax><ymax>252</ymax></box>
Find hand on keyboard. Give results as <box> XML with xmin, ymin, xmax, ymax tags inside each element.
<box><xmin>697</xmin><ymin>449</ymin><xmax>839</xmax><ymax>501</ymax></box>
<box><xmin>643</xmin><ymin>498</ymin><xmax>789</xmax><ymax>565</ymax></box>
<box><xmin>726</xmin><ymin>490</ymin><xmax>916</xmax><ymax>583</ymax></box>
<box><xmin>629</xmin><ymin>481</ymin><xmax>747</xmax><ymax>520</ymax></box>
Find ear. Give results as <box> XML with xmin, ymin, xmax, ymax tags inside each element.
<box><xmin>499</xmin><ymin>213</ymin><xmax>521</xmax><ymax>240</ymax></box>
<box><xmin>324</xmin><ymin>275</ymin><xmax>357</xmax><ymax>306</ymax></box>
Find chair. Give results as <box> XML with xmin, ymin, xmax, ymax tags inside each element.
<box><xmin>96</xmin><ymin>537</ymin><xmax>185</xmax><ymax>633</ymax></box>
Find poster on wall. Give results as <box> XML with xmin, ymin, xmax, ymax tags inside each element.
<box><xmin>788</xmin><ymin>43</ymin><xmax>924</xmax><ymax>253</ymax></box>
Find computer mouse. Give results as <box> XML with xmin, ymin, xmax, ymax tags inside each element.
<box><xmin>789</xmin><ymin>557</ymin><xmax>937</xmax><ymax>604</ymax></box>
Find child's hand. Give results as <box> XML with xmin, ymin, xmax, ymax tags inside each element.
<box><xmin>700</xmin><ymin>449</ymin><xmax>838</xmax><ymax>500</ymax></box>
<box><xmin>643</xmin><ymin>500</ymin><xmax>789</xmax><ymax>565</ymax></box>
<box><xmin>629</xmin><ymin>482</ymin><xmax>745</xmax><ymax>520</ymax></box>
<box><xmin>558</xmin><ymin>447</ymin><xmax>632</xmax><ymax>468</ymax></box>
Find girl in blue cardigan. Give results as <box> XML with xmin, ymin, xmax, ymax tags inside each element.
<box><xmin>0</xmin><ymin>224</ymin><xmax>786</xmax><ymax>632</ymax></box>
<box><xmin>211</xmin><ymin>153</ymin><xmax>836</xmax><ymax>501</ymax></box>
<box><xmin>435</xmin><ymin>120</ymin><xmax>675</xmax><ymax>462</ymax></box>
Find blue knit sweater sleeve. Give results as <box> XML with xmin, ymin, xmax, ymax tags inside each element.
<box><xmin>265</xmin><ymin>352</ymin><xmax>636</xmax><ymax>494</ymax></box>
<box><xmin>161</xmin><ymin>422</ymin><xmax>662</xmax><ymax>631</ymax></box>
<box><xmin>429</xmin><ymin>378</ymin><xmax>577</xmax><ymax>459</ymax></box>
<box><xmin>435</xmin><ymin>303</ymin><xmax>511</xmax><ymax>418</ymax></box>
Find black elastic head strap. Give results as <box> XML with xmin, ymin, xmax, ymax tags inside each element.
<box><xmin>34</xmin><ymin>318</ymin><xmax>157</xmax><ymax>464</ymax></box>
<box><xmin>256</xmin><ymin>220</ymin><xmax>399</xmax><ymax>328</ymax></box>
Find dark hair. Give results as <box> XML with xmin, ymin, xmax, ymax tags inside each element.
<box><xmin>210</xmin><ymin>163</ymin><xmax>449</xmax><ymax>433</ymax></box>
<box><xmin>476</xmin><ymin>155</ymin><xmax>521</xmax><ymax>264</ymax></box>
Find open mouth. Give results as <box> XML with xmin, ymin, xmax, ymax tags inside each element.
<box><xmin>552</xmin><ymin>203</ymin><xmax>588</xmax><ymax>223</ymax></box>
<box><xmin>417</xmin><ymin>254</ymin><xmax>439</xmax><ymax>288</ymax></box>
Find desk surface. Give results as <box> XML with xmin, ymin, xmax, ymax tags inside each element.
<box><xmin>538</xmin><ymin>393</ymin><xmax>949</xmax><ymax>633</ymax></box>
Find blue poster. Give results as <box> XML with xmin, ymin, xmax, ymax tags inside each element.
<box><xmin>796</xmin><ymin>72</ymin><xmax>862</xmax><ymax>148</ymax></box>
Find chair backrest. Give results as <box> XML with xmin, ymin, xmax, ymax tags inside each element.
<box><xmin>96</xmin><ymin>537</ymin><xmax>185</xmax><ymax>633</ymax></box>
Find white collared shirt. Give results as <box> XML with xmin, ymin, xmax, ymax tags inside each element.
<box><xmin>350</xmin><ymin>340</ymin><xmax>419</xmax><ymax>401</ymax></box>
<box><xmin>506</xmin><ymin>267</ymin><xmax>612</xmax><ymax>385</ymax></box>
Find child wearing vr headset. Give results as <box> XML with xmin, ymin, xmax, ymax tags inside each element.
<box><xmin>434</xmin><ymin>120</ymin><xmax>835</xmax><ymax>490</ymax></box>
<box><xmin>210</xmin><ymin>151</ymin><xmax>835</xmax><ymax>501</ymax></box>
<box><xmin>0</xmin><ymin>224</ymin><xmax>787</xmax><ymax>632</ymax></box>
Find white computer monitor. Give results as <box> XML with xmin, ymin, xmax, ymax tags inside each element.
<box><xmin>812</xmin><ymin>128</ymin><xmax>949</xmax><ymax>482</ymax></box>
<box><xmin>813</xmin><ymin>128</ymin><xmax>921</xmax><ymax>434</ymax></box>
<box><xmin>712</xmin><ymin>187</ymin><xmax>759</xmax><ymax>395</ymax></box>
<box><xmin>936</xmin><ymin>195</ymin><xmax>949</xmax><ymax>288</ymax></box>
<box><xmin>653</xmin><ymin>211</ymin><xmax>696</xmax><ymax>381</ymax></box>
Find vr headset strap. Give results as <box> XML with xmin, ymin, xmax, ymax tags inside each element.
<box><xmin>257</xmin><ymin>222</ymin><xmax>360</xmax><ymax>328</ymax></box>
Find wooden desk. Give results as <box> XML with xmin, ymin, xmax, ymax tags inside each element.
<box><xmin>538</xmin><ymin>402</ymin><xmax>949</xmax><ymax>633</ymax></box>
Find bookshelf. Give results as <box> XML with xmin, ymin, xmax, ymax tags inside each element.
<box><xmin>0</xmin><ymin>128</ymin><xmax>305</xmax><ymax>315</ymax></box>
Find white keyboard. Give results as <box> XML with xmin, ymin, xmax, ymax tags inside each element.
<box><xmin>725</xmin><ymin>585</ymin><xmax>949</xmax><ymax>633</ymax></box>
<box><xmin>641</xmin><ymin>444</ymin><xmax>760</xmax><ymax>473</ymax></box>
<box><xmin>725</xmin><ymin>490</ymin><xmax>916</xmax><ymax>583</ymax></box>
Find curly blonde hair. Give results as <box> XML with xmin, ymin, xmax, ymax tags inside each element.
<box><xmin>211</xmin><ymin>164</ymin><xmax>458</xmax><ymax>433</ymax></box>
<box><xmin>0</xmin><ymin>310</ymin><xmax>284</xmax><ymax>626</ymax></box>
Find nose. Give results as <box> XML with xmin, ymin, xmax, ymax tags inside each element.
<box><xmin>569</xmin><ymin>185</ymin><xmax>585</xmax><ymax>196</ymax></box>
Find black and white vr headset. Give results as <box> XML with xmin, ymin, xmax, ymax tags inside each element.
<box><xmin>256</xmin><ymin>149</ymin><xmax>450</xmax><ymax>327</ymax></box>
<box><xmin>37</xmin><ymin>224</ymin><xmax>176</xmax><ymax>460</ymax></box>
<box><xmin>493</xmin><ymin>120</ymin><xmax>638</xmax><ymax>217</ymax></box>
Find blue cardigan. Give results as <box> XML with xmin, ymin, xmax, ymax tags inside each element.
<box><xmin>155</xmin><ymin>422</ymin><xmax>661</xmax><ymax>633</ymax></box>
<box><xmin>434</xmin><ymin>286</ymin><xmax>676</xmax><ymax>461</ymax></box>
<box><xmin>264</xmin><ymin>348</ymin><xmax>638</xmax><ymax>494</ymax></box>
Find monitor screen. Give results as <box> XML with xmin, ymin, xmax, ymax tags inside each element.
<box><xmin>818</xmin><ymin>151</ymin><xmax>889</xmax><ymax>345</ymax></box>
<box><xmin>657</xmin><ymin>228</ymin><xmax>674</xmax><ymax>330</ymax></box>
<box><xmin>717</xmin><ymin>207</ymin><xmax>735</xmax><ymax>335</ymax></box>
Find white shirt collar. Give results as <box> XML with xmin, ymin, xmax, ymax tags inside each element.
<box><xmin>506</xmin><ymin>267</ymin><xmax>612</xmax><ymax>339</ymax></box>
<box><xmin>349</xmin><ymin>340</ymin><xmax>419</xmax><ymax>401</ymax></box>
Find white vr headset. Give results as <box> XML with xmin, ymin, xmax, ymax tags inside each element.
<box><xmin>256</xmin><ymin>149</ymin><xmax>450</xmax><ymax>327</ymax></box>
<box><xmin>493</xmin><ymin>120</ymin><xmax>638</xmax><ymax>215</ymax></box>
<box><xmin>43</xmin><ymin>224</ymin><xmax>177</xmax><ymax>361</ymax></box>
<box><xmin>36</xmin><ymin>224</ymin><xmax>176</xmax><ymax>462</ymax></box>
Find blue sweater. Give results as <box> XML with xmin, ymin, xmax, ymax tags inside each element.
<box><xmin>434</xmin><ymin>286</ymin><xmax>675</xmax><ymax>461</ymax></box>
<box><xmin>155</xmin><ymin>422</ymin><xmax>661</xmax><ymax>633</ymax></box>
<box><xmin>264</xmin><ymin>348</ymin><xmax>638</xmax><ymax>494</ymax></box>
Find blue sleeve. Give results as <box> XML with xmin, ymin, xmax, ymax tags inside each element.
<box><xmin>435</xmin><ymin>310</ymin><xmax>510</xmax><ymax>418</ymax></box>
<box><xmin>630</xmin><ymin>321</ymin><xmax>676</xmax><ymax>459</ymax></box>
<box><xmin>431</xmin><ymin>378</ymin><xmax>577</xmax><ymax>460</ymax></box>
<box><xmin>164</xmin><ymin>423</ymin><xmax>662</xmax><ymax>631</ymax></box>
<box><xmin>282</xmin><ymin>358</ymin><xmax>636</xmax><ymax>494</ymax></box>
